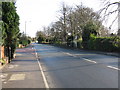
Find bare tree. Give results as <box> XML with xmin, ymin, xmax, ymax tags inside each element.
<box><xmin>42</xmin><ymin>2</ymin><xmax>106</xmax><ymax>45</ymax></box>
<box><xmin>99</xmin><ymin>0</ymin><xmax>120</xmax><ymax>35</ymax></box>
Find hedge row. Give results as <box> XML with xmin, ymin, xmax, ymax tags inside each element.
<box><xmin>51</xmin><ymin>35</ymin><xmax>120</xmax><ymax>52</ymax></box>
<box><xmin>19</xmin><ymin>39</ymin><xmax>31</xmax><ymax>46</ymax></box>
<box><xmin>82</xmin><ymin>35</ymin><xmax>120</xmax><ymax>52</ymax></box>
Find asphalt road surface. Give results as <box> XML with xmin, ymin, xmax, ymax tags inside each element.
<box><xmin>34</xmin><ymin>43</ymin><xmax>119</xmax><ymax>88</ymax></box>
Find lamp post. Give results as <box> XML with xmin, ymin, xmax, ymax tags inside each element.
<box><xmin>25</xmin><ymin>21</ymin><xmax>31</xmax><ymax>36</ymax></box>
<box><xmin>25</xmin><ymin>21</ymin><xmax>26</xmax><ymax>36</ymax></box>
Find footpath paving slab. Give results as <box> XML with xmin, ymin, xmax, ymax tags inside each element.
<box><xmin>1</xmin><ymin>45</ymin><xmax>45</xmax><ymax>88</ymax></box>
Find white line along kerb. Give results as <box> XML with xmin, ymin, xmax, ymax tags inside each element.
<box><xmin>34</xmin><ymin>47</ymin><xmax>49</xmax><ymax>88</ymax></box>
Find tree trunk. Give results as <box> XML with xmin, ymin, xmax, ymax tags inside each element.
<box><xmin>6</xmin><ymin>45</ymin><xmax>11</xmax><ymax>63</ymax></box>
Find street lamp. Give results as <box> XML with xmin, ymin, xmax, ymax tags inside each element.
<box><xmin>25</xmin><ymin>21</ymin><xmax>31</xmax><ymax>36</ymax></box>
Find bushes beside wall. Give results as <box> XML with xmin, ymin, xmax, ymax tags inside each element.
<box><xmin>87</xmin><ymin>35</ymin><xmax>120</xmax><ymax>52</ymax></box>
<box><xmin>18</xmin><ymin>33</ymin><xmax>31</xmax><ymax>47</ymax></box>
<box><xmin>19</xmin><ymin>39</ymin><xmax>31</xmax><ymax>46</ymax></box>
<box><xmin>51</xmin><ymin>34</ymin><xmax>120</xmax><ymax>53</ymax></box>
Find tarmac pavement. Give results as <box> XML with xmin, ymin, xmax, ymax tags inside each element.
<box><xmin>1</xmin><ymin>45</ymin><xmax>45</xmax><ymax>88</ymax></box>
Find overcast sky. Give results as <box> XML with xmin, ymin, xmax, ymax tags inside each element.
<box><xmin>15</xmin><ymin>0</ymin><xmax>118</xmax><ymax>37</ymax></box>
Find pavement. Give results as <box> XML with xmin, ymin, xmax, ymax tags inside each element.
<box><xmin>0</xmin><ymin>64</ymin><xmax>6</xmax><ymax>70</ymax></box>
<box><xmin>1</xmin><ymin>45</ymin><xmax>45</xmax><ymax>88</ymax></box>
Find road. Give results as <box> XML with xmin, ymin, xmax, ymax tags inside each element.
<box><xmin>34</xmin><ymin>43</ymin><xmax>119</xmax><ymax>88</ymax></box>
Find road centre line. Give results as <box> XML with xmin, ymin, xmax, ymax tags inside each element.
<box><xmin>63</xmin><ymin>53</ymin><xmax>119</xmax><ymax>71</ymax></box>
<box><xmin>107</xmin><ymin>66</ymin><xmax>120</xmax><ymax>71</ymax></box>
<box><xmin>63</xmin><ymin>52</ymin><xmax>76</xmax><ymax>57</ymax></box>
<box><xmin>63</xmin><ymin>52</ymin><xmax>119</xmax><ymax>71</ymax></box>
<box><xmin>63</xmin><ymin>52</ymin><xmax>97</xmax><ymax>57</ymax></box>
<box><xmin>66</xmin><ymin>53</ymin><xmax>119</xmax><ymax>71</ymax></box>
<box><xmin>63</xmin><ymin>52</ymin><xmax>97</xmax><ymax>63</ymax></box>
<box><xmin>66</xmin><ymin>53</ymin><xmax>75</xmax><ymax>57</ymax></box>
<box><xmin>75</xmin><ymin>54</ymin><xmax>97</xmax><ymax>56</ymax></box>
<box><xmin>34</xmin><ymin>47</ymin><xmax>49</xmax><ymax>88</ymax></box>
<box><xmin>82</xmin><ymin>58</ymin><xmax>97</xmax><ymax>64</ymax></box>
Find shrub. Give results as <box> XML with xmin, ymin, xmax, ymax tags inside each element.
<box><xmin>82</xmin><ymin>21</ymin><xmax>98</xmax><ymax>49</ymax></box>
<box><xmin>88</xmin><ymin>34</ymin><xmax>96</xmax><ymax>50</ymax></box>
<box><xmin>0</xmin><ymin>59</ymin><xmax>6</xmax><ymax>65</ymax></box>
<box><xmin>77</xmin><ymin>39</ymin><xmax>83</xmax><ymax>49</ymax></box>
<box><xmin>87</xmin><ymin>36</ymin><xmax>120</xmax><ymax>52</ymax></box>
<box><xmin>67</xmin><ymin>35</ymin><xmax>74</xmax><ymax>47</ymax></box>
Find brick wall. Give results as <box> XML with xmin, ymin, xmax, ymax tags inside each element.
<box><xmin>0</xmin><ymin>46</ymin><xmax>5</xmax><ymax>59</ymax></box>
<box><xmin>0</xmin><ymin>46</ymin><xmax>1</xmax><ymax>59</ymax></box>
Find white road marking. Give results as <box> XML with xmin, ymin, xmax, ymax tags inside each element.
<box><xmin>34</xmin><ymin>47</ymin><xmax>49</xmax><ymax>88</ymax></box>
<box><xmin>107</xmin><ymin>66</ymin><xmax>120</xmax><ymax>71</ymax></box>
<box><xmin>75</xmin><ymin>54</ymin><xmax>97</xmax><ymax>56</ymax></box>
<box><xmin>14</xmin><ymin>65</ymin><xmax>19</xmax><ymax>67</ymax></box>
<box><xmin>0</xmin><ymin>74</ymin><xmax>8</xmax><ymax>78</ymax></box>
<box><xmin>2</xmin><ymin>79</ymin><xmax>5</xmax><ymax>82</ymax></box>
<box><xmin>16</xmin><ymin>54</ymin><xmax>22</xmax><ymax>56</ymax></box>
<box><xmin>36</xmin><ymin>52</ymin><xmax>38</xmax><ymax>56</ymax></box>
<box><xmin>3</xmin><ymin>82</ymin><xmax>7</xmax><ymax>84</ymax></box>
<box><xmin>8</xmin><ymin>65</ymin><xmax>18</xmax><ymax>69</ymax></box>
<box><xmin>63</xmin><ymin>52</ymin><xmax>76</xmax><ymax>57</ymax></box>
<box><xmin>1</xmin><ymin>74</ymin><xmax>8</xmax><ymax>83</ymax></box>
<box><xmin>83</xmin><ymin>58</ymin><xmax>97</xmax><ymax>63</ymax></box>
<box><xmin>63</xmin><ymin>52</ymin><xmax>97</xmax><ymax>57</ymax></box>
<box><xmin>8</xmin><ymin>65</ymin><xmax>14</xmax><ymax>69</ymax></box>
<box><xmin>9</xmin><ymin>74</ymin><xmax>25</xmax><ymax>81</ymax></box>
